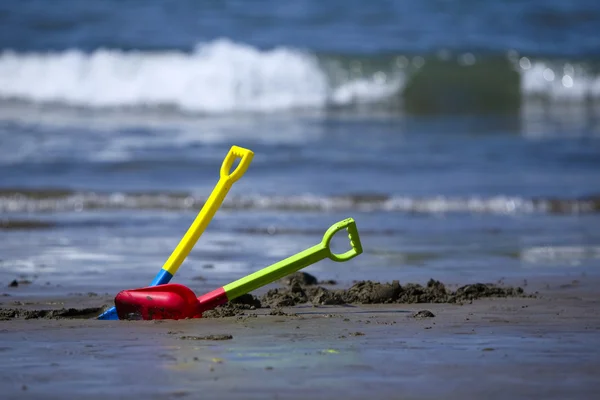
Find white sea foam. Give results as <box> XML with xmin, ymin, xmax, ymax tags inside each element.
<box><xmin>520</xmin><ymin>245</ymin><xmax>600</xmax><ymax>266</ymax></box>
<box><xmin>0</xmin><ymin>192</ymin><xmax>597</xmax><ymax>215</ymax></box>
<box><xmin>0</xmin><ymin>39</ymin><xmax>401</xmax><ymax>113</ymax></box>
<box><xmin>520</xmin><ymin>60</ymin><xmax>600</xmax><ymax>101</ymax></box>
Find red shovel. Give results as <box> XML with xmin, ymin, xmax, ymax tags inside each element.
<box><xmin>114</xmin><ymin>218</ymin><xmax>363</xmax><ymax>320</ymax></box>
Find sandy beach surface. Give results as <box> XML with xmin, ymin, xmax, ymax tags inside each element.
<box><xmin>1</xmin><ymin>274</ymin><xmax>598</xmax><ymax>400</ymax></box>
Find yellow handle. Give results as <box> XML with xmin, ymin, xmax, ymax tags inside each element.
<box><xmin>220</xmin><ymin>145</ymin><xmax>254</xmax><ymax>183</ymax></box>
<box><xmin>162</xmin><ymin>146</ymin><xmax>254</xmax><ymax>276</ymax></box>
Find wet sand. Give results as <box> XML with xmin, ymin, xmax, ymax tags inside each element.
<box><xmin>1</xmin><ymin>275</ymin><xmax>599</xmax><ymax>400</ymax></box>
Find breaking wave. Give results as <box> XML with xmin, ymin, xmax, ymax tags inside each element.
<box><xmin>1</xmin><ymin>39</ymin><xmax>599</xmax><ymax>115</ymax></box>
<box><xmin>1</xmin><ymin>190</ymin><xmax>598</xmax><ymax>215</ymax></box>
<box><xmin>0</xmin><ymin>39</ymin><xmax>400</xmax><ymax>114</ymax></box>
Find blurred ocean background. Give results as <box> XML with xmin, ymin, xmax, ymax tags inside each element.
<box><xmin>1</xmin><ymin>0</ymin><xmax>599</xmax><ymax>295</ymax></box>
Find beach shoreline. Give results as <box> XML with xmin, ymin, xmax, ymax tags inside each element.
<box><xmin>1</xmin><ymin>274</ymin><xmax>598</xmax><ymax>399</ymax></box>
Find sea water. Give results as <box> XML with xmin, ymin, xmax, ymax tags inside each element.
<box><xmin>1</xmin><ymin>0</ymin><xmax>599</xmax><ymax>294</ymax></box>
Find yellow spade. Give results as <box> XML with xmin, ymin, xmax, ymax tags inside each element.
<box><xmin>98</xmin><ymin>145</ymin><xmax>254</xmax><ymax>320</ymax></box>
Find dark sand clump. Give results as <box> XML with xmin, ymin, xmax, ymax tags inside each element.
<box><xmin>413</xmin><ymin>310</ymin><xmax>436</xmax><ymax>318</ymax></box>
<box><xmin>279</xmin><ymin>272</ymin><xmax>336</xmax><ymax>287</ymax></box>
<box><xmin>7</xmin><ymin>279</ymin><xmax>33</xmax><ymax>288</ymax></box>
<box><xmin>0</xmin><ymin>219</ymin><xmax>56</xmax><ymax>230</ymax></box>
<box><xmin>0</xmin><ymin>307</ymin><xmax>103</xmax><ymax>320</ymax></box>
<box><xmin>202</xmin><ymin>303</ymin><xmax>254</xmax><ymax>318</ymax></box>
<box><xmin>179</xmin><ymin>334</ymin><xmax>233</xmax><ymax>341</ymax></box>
<box><xmin>260</xmin><ymin>278</ymin><xmax>526</xmax><ymax>309</ymax></box>
<box><xmin>201</xmin><ymin>293</ymin><xmax>261</xmax><ymax>318</ymax></box>
<box><xmin>202</xmin><ymin>275</ymin><xmax>527</xmax><ymax>317</ymax></box>
<box><xmin>279</xmin><ymin>272</ymin><xmax>318</xmax><ymax>287</ymax></box>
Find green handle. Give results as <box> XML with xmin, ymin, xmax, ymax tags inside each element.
<box><xmin>223</xmin><ymin>218</ymin><xmax>363</xmax><ymax>300</ymax></box>
<box><xmin>321</xmin><ymin>217</ymin><xmax>363</xmax><ymax>262</ymax></box>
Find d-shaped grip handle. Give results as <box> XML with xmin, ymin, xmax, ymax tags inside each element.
<box><xmin>220</xmin><ymin>146</ymin><xmax>254</xmax><ymax>183</ymax></box>
<box><xmin>322</xmin><ymin>218</ymin><xmax>363</xmax><ymax>262</ymax></box>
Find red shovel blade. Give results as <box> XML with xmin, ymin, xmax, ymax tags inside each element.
<box><xmin>114</xmin><ymin>283</ymin><xmax>202</xmax><ymax>320</ymax></box>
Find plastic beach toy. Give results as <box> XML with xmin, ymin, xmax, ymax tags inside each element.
<box><xmin>113</xmin><ymin>218</ymin><xmax>363</xmax><ymax>320</ymax></box>
<box><xmin>98</xmin><ymin>145</ymin><xmax>254</xmax><ymax>320</ymax></box>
